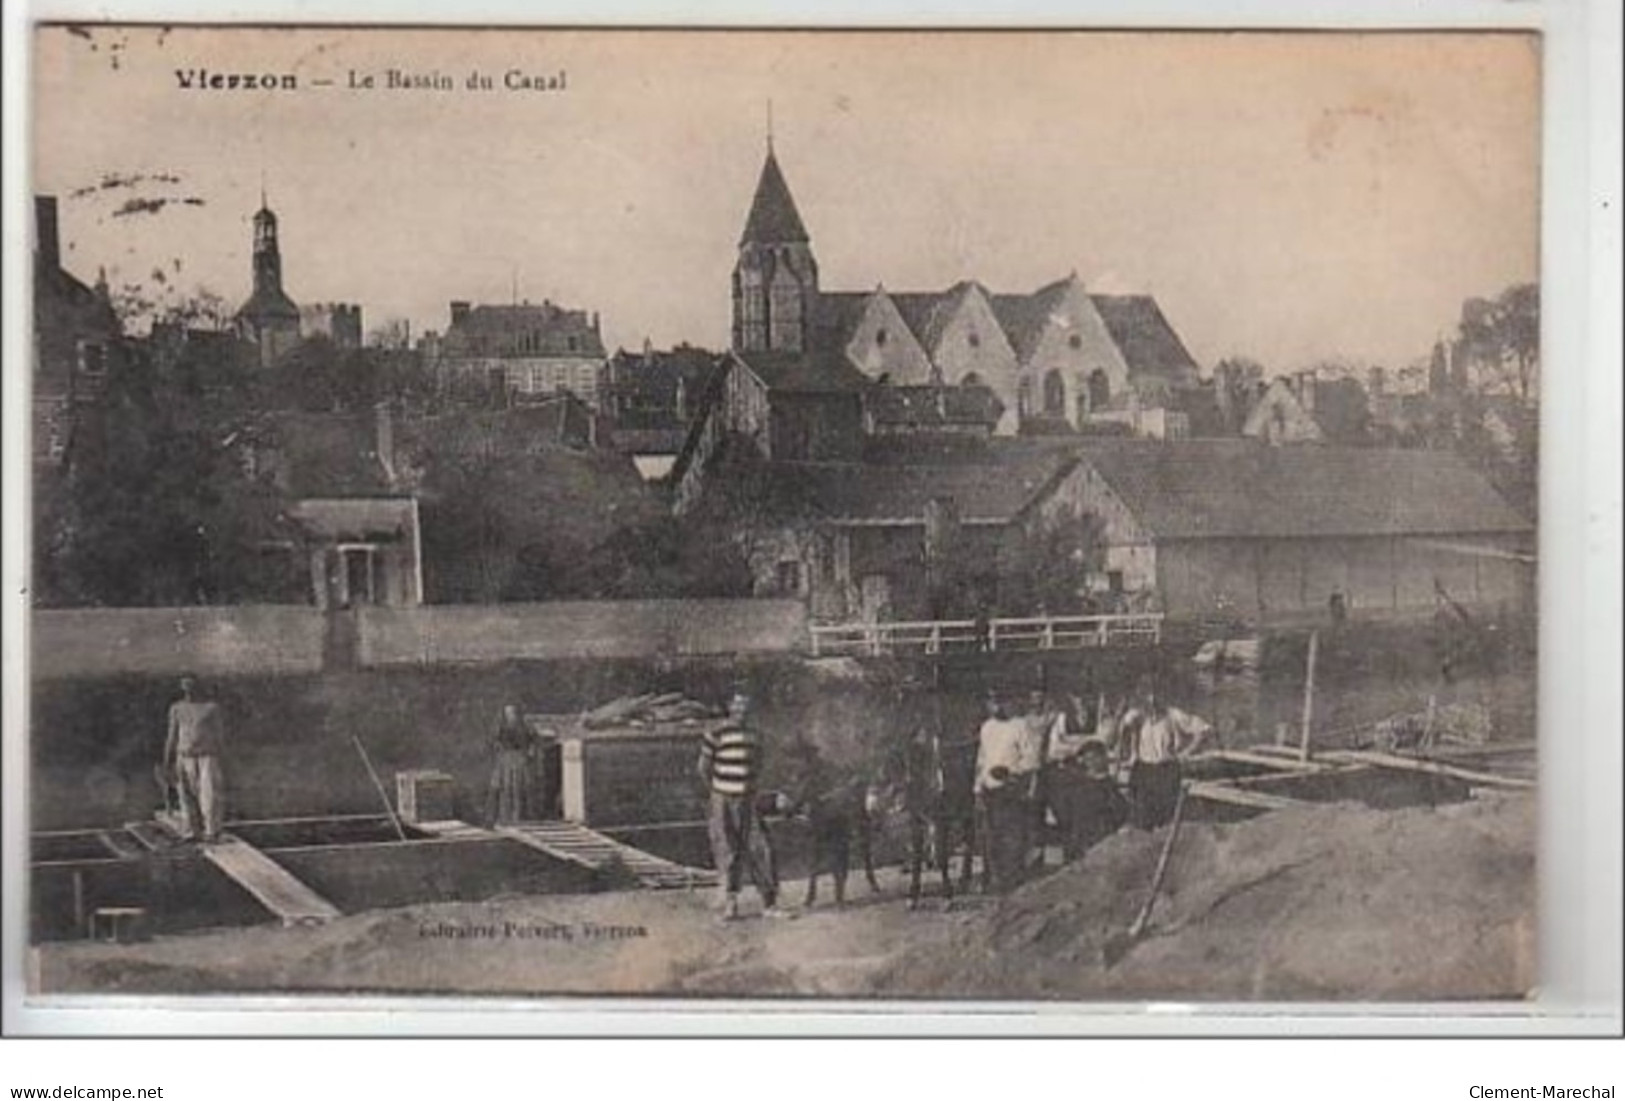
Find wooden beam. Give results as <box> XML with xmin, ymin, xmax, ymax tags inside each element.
<box><xmin>201</xmin><ymin>835</ymin><xmax>342</xmax><ymax>926</ymax></box>
<box><xmin>1319</xmin><ymin>749</ymin><xmax>1535</xmax><ymax>790</ymax></box>
<box><xmin>1187</xmin><ymin>781</ymin><xmax>1310</xmax><ymax>811</ymax></box>
<box><xmin>1200</xmin><ymin>749</ymin><xmax>1330</xmax><ymax>774</ymax></box>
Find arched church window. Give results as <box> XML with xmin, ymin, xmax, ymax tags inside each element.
<box><xmin>962</xmin><ymin>372</ymin><xmax>983</xmax><ymax>387</ymax></box>
<box><xmin>1042</xmin><ymin>370</ymin><xmax>1066</xmax><ymax>416</ymax></box>
<box><xmin>1088</xmin><ymin>369</ymin><xmax>1110</xmax><ymax>412</ymax></box>
<box><xmin>1017</xmin><ymin>377</ymin><xmax>1033</xmax><ymax>419</ymax></box>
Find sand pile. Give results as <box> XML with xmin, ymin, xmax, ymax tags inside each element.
<box><xmin>869</xmin><ymin>793</ymin><xmax>1535</xmax><ymax>1001</ymax></box>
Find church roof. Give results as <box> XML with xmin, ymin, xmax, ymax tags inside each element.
<box><xmin>238</xmin><ymin>284</ymin><xmax>300</xmax><ymax>322</ymax></box>
<box><xmin>734</xmin><ymin>348</ymin><xmax>871</xmax><ymax>393</ymax></box>
<box><xmin>1090</xmin><ymin>295</ymin><xmax>1200</xmax><ymax>383</ymax></box>
<box><xmin>740</xmin><ymin>150</ymin><xmax>810</xmax><ymax>246</ymax></box>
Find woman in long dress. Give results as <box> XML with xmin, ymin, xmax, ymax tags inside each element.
<box><xmin>487</xmin><ymin>703</ymin><xmax>535</xmax><ymax>825</ymax></box>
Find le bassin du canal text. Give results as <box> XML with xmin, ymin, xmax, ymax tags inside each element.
<box><xmin>174</xmin><ymin>67</ymin><xmax>567</xmax><ymax>93</ymax></box>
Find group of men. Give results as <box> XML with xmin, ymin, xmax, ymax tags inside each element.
<box><xmin>698</xmin><ymin>679</ymin><xmax>1214</xmax><ymax>919</ymax></box>
<box><xmin>973</xmin><ymin>679</ymin><xmax>1212</xmax><ymax>893</ymax></box>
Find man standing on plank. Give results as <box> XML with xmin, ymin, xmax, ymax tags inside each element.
<box><xmin>163</xmin><ymin>674</ymin><xmax>227</xmax><ymax>844</ymax></box>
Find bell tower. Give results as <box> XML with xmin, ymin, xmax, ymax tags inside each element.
<box><xmin>732</xmin><ymin>139</ymin><xmax>818</xmax><ymax>353</ymax></box>
<box><xmin>252</xmin><ymin>200</ymin><xmax>285</xmax><ymax>302</ymax></box>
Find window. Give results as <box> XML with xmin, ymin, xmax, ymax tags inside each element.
<box><xmin>875</xmin><ymin>328</ymin><xmax>888</xmax><ymax>346</ymax></box>
<box><xmin>1042</xmin><ymin>370</ymin><xmax>1066</xmax><ymax>416</ymax></box>
<box><xmin>967</xmin><ymin>332</ymin><xmax>981</xmax><ymax>349</ymax></box>
<box><xmin>567</xmin><ymin>336</ymin><xmax>579</xmax><ymax>352</ymax></box>
<box><xmin>1016</xmin><ymin>377</ymin><xmax>1033</xmax><ymax>419</ymax></box>
<box><xmin>1069</xmin><ymin>334</ymin><xmax>1083</xmax><ymax>350</ymax></box>
<box><xmin>1107</xmin><ymin>570</ymin><xmax>1125</xmax><ymax>594</ymax></box>
<box><xmin>776</xmin><ymin>560</ymin><xmax>802</xmax><ymax>595</ymax></box>
<box><xmin>76</xmin><ymin>341</ymin><xmax>107</xmax><ymax>376</ymax></box>
<box><xmin>961</xmin><ymin>372</ymin><xmax>983</xmax><ymax>388</ymax></box>
<box><xmin>1087</xmin><ymin>369</ymin><xmax>1110</xmax><ymax>412</ymax></box>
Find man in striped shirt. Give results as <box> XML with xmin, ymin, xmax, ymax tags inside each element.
<box><xmin>698</xmin><ymin>692</ymin><xmax>788</xmax><ymax>920</ymax></box>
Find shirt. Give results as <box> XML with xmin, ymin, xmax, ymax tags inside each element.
<box><xmin>168</xmin><ymin>700</ymin><xmax>224</xmax><ymax>756</ymax></box>
<box><xmin>701</xmin><ymin>723</ymin><xmax>761</xmax><ymax>796</ymax></box>
<box><xmin>975</xmin><ymin>717</ymin><xmax>1034</xmax><ymax>792</ymax></box>
<box><xmin>1122</xmin><ymin>707</ymin><xmax>1211</xmax><ymax>765</ymax></box>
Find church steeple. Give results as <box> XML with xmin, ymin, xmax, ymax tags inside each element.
<box><xmin>252</xmin><ymin>201</ymin><xmax>285</xmax><ymax>302</ymax></box>
<box><xmin>237</xmin><ymin>193</ymin><xmax>301</xmax><ymax>368</ymax></box>
<box><xmin>733</xmin><ymin>145</ymin><xmax>818</xmax><ymax>353</ymax></box>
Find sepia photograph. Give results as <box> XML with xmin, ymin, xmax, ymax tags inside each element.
<box><xmin>21</xmin><ymin>24</ymin><xmax>1544</xmax><ymax>1007</ymax></box>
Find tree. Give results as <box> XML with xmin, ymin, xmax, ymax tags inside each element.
<box><xmin>997</xmin><ymin>506</ymin><xmax>1108</xmax><ymax>616</ymax></box>
<box><xmin>1457</xmin><ymin>283</ymin><xmax>1539</xmax><ymax>403</ymax></box>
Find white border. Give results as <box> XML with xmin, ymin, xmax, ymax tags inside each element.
<box><xmin>3</xmin><ymin>0</ymin><xmax>1619</xmax><ymax>1040</ymax></box>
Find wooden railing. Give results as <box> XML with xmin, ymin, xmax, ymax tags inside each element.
<box><xmin>808</xmin><ymin>613</ymin><xmax>1163</xmax><ymax>657</ymax></box>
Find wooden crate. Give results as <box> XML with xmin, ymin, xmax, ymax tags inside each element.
<box><xmin>395</xmin><ymin>770</ymin><xmax>456</xmax><ymax>824</ymax></box>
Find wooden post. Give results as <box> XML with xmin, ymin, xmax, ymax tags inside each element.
<box><xmin>1298</xmin><ymin>630</ymin><xmax>1319</xmax><ymax>763</ymax></box>
<box><xmin>72</xmin><ymin>870</ymin><xmax>86</xmax><ymax>938</ymax></box>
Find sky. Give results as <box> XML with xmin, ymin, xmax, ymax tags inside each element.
<box><xmin>32</xmin><ymin>26</ymin><xmax>1540</xmax><ymax>373</ymax></box>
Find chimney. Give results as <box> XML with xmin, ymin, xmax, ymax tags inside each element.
<box><xmin>35</xmin><ymin>196</ymin><xmax>60</xmax><ymax>271</ymax></box>
<box><xmin>450</xmin><ymin>301</ymin><xmax>471</xmax><ymax>327</ymax></box>
<box><xmin>592</xmin><ymin>311</ymin><xmax>601</xmax><ymax>333</ymax></box>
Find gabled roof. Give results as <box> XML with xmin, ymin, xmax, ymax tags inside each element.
<box><xmin>990</xmin><ymin>277</ymin><xmax>1073</xmax><ymax>361</ymax></box>
<box><xmin>1089</xmin><ymin>295</ymin><xmax>1201</xmax><ymax>382</ymax></box>
<box><xmin>740</xmin><ymin>150</ymin><xmax>810</xmax><ymax>245</ymax></box>
<box><xmin>810</xmin><ymin>292</ymin><xmax>873</xmax><ymax>350</ymax></box>
<box><xmin>1075</xmin><ymin>440</ymin><xmax>1531</xmax><ymax>540</ymax></box>
<box><xmin>734</xmin><ymin>348</ymin><xmax>871</xmax><ymax>394</ymax></box>
<box><xmin>760</xmin><ymin>450</ymin><xmax>1076</xmax><ymax>525</ymax></box>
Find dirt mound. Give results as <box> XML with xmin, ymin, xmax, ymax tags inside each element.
<box><xmin>868</xmin><ymin>794</ymin><xmax>1535</xmax><ymax>1001</ymax></box>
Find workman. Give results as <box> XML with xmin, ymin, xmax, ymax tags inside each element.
<box><xmin>1119</xmin><ymin>679</ymin><xmax>1211</xmax><ymax>829</ymax></box>
<box><xmin>163</xmin><ymin>675</ymin><xmax>227</xmax><ymax>844</ymax></box>
<box><xmin>974</xmin><ymin>689</ymin><xmax>1037</xmax><ymax>893</ymax></box>
<box><xmin>697</xmin><ymin>692</ymin><xmax>790</xmax><ymax>921</ymax></box>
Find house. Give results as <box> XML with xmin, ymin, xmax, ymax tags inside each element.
<box><xmin>1025</xmin><ymin>440</ymin><xmax>1533</xmax><ymax>625</ymax></box>
<box><xmin>32</xmin><ymin>196</ymin><xmax>123</xmax><ymax>469</ymax></box>
<box><xmin>601</xmin><ymin>344</ymin><xmax>726</xmax><ymax>478</ymax></box>
<box><xmin>671</xmin><ymin>346</ymin><xmax>871</xmax><ymax>513</ymax></box>
<box><xmin>243</xmin><ymin>407</ymin><xmax>423</xmax><ymax>609</ymax></box>
<box><xmin>428</xmin><ymin>299</ymin><xmax>607</xmax><ymax>408</ymax></box>
<box><xmin>299</xmin><ymin>302</ymin><xmax>363</xmax><ymax>348</ymax></box>
<box><xmin>1241</xmin><ymin>372</ymin><xmax>1372</xmax><ymax>446</ymax></box>
<box><xmin>694</xmin><ymin>448</ymin><xmax>1081</xmax><ymax>623</ymax></box>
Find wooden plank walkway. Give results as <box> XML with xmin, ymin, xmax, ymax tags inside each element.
<box><xmin>199</xmin><ymin>835</ymin><xmax>342</xmax><ymax>927</ymax></box>
<box><xmin>496</xmin><ymin>821</ymin><xmax>717</xmax><ymax>891</ymax></box>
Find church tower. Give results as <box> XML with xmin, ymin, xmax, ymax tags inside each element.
<box><xmin>732</xmin><ymin>145</ymin><xmax>818</xmax><ymax>353</ymax></box>
<box><xmin>252</xmin><ymin>203</ymin><xmax>286</xmax><ymax>301</ymax></box>
<box><xmin>235</xmin><ymin>195</ymin><xmax>302</xmax><ymax>367</ymax></box>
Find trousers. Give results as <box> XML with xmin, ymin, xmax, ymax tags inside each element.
<box><xmin>708</xmin><ymin>792</ymin><xmax>776</xmax><ymax>903</ymax></box>
<box><xmin>177</xmin><ymin>753</ymin><xmax>225</xmax><ymax>841</ymax></box>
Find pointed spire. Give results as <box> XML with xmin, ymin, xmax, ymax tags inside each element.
<box><xmin>740</xmin><ymin>145</ymin><xmax>809</xmax><ymax>246</ymax></box>
<box><xmin>766</xmin><ymin>98</ymin><xmax>774</xmax><ymax>153</ymax></box>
